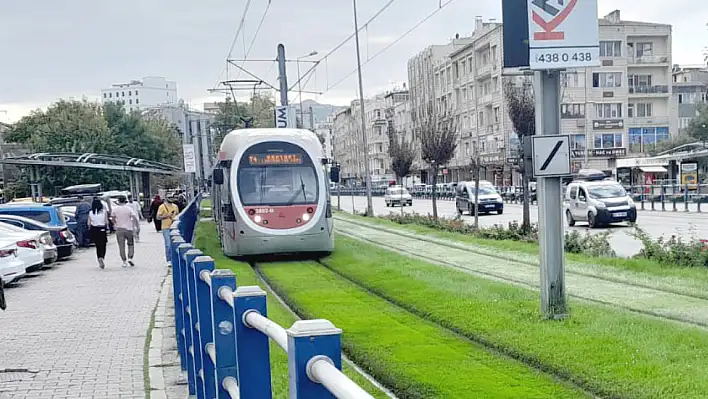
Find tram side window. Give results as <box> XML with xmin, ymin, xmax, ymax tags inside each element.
<box><xmin>238</xmin><ymin>166</ymin><xmax>319</xmax><ymax>206</ymax></box>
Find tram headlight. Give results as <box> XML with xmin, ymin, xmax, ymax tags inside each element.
<box><xmin>302</xmin><ymin>213</ymin><xmax>310</xmax><ymax>221</ymax></box>
<box><xmin>254</xmin><ymin>215</ymin><xmax>262</xmax><ymax>223</ymax></box>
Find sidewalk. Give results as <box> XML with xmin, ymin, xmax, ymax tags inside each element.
<box><xmin>0</xmin><ymin>222</ymin><xmax>168</xmax><ymax>399</ymax></box>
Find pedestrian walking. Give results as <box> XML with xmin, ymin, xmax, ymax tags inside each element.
<box><xmin>127</xmin><ymin>194</ymin><xmax>143</xmax><ymax>242</ymax></box>
<box><xmin>156</xmin><ymin>197</ymin><xmax>179</xmax><ymax>266</ymax></box>
<box><xmin>111</xmin><ymin>195</ymin><xmax>139</xmax><ymax>268</ymax></box>
<box><xmin>87</xmin><ymin>198</ymin><xmax>109</xmax><ymax>269</ymax></box>
<box><xmin>75</xmin><ymin>197</ymin><xmax>92</xmax><ymax>248</ymax></box>
<box><xmin>148</xmin><ymin>195</ymin><xmax>163</xmax><ymax>232</ymax></box>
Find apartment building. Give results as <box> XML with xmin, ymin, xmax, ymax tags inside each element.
<box><xmin>672</xmin><ymin>66</ymin><xmax>708</xmax><ymax>135</ymax></box>
<box><xmin>101</xmin><ymin>76</ymin><xmax>178</xmax><ymax>112</ymax></box>
<box><xmin>314</xmin><ymin>116</ymin><xmax>334</xmax><ymax>160</ymax></box>
<box><xmin>333</xmin><ymin>107</ymin><xmax>358</xmax><ymax>185</ymax></box>
<box><xmin>559</xmin><ymin>10</ymin><xmax>673</xmax><ymax>173</ymax></box>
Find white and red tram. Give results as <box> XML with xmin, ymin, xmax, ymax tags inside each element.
<box><xmin>211</xmin><ymin>128</ymin><xmax>339</xmax><ymax>257</ymax></box>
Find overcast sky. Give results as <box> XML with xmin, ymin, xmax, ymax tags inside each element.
<box><xmin>0</xmin><ymin>0</ymin><xmax>706</xmax><ymax>122</ymax></box>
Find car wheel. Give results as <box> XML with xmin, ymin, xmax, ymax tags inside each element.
<box><xmin>457</xmin><ymin>207</ymin><xmax>463</xmax><ymax>215</ymax></box>
<box><xmin>566</xmin><ymin>210</ymin><xmax>575</xmax><ymax>226</ymax></box>
<box><xmin>497</xmin><ymin>209</ymin><xmax>504</xmax><ymax>215</ymax></box>
<box><xmin>587</xmin><ymin>212</ymin><xmax>596</xmax><ymax>228</ymax></box>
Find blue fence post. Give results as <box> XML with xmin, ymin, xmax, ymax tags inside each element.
<box><xmin>184</xmin><ymin>248</ymin><xmax>205</xmax><ymax>398</ymax></box>
<box><xmin>170</xmin><ymin>235</ymin><xmax>187</xmax><ymax>371</ymax></box>
<box><xmin>193</xmin><ymin>256</ymin><xmax>217</xmax><ymax>399</ymax></box>
<box><xmin>287</xmin><ymin>320</ymin><xmax>343</xmax><ymax>399</ymax></box>
<box><xmin>234</xmin><ymin>286</ymin><xmax>273</xmax><ymax>399</ymax></box>
<box><xmin>210</xmin><ymin>269</ymin><xmax>239</xmax><ymax>399</ymax></box>
<box><xmin>177</xmin><ymin>243</ymin><xmax>197</xmax><ymax>395</ymax></box>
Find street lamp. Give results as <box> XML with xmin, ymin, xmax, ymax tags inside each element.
<box><xmin>297</xmin><ymin>51</ymin><xmax>318</xmax><ymax>128</ymax></box>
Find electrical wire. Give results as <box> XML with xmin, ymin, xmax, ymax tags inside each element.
<box><xmin>321</xmin><ymin>0</ymin><xmax>459</xmax><ymax>95</ymax></box>
<box><xmin>233</xmin><ymin>0</ymin><xmax>273</xmax><ymax>84</ymax></box>
<box><xmin>227</xmin><ymin>0</ymin><xmax>253</xmax><ymax>58</ymax></box>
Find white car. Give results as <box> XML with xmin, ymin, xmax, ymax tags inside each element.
<box><xmin>385</xmin><ymin>186</ymin><xmax>413</xmax><ymax>207</ymax></box>
<box><xmin>0</xmin><ymin>222</ymin><xmax>57</xmax><ymax>267</ymax></box>
<box><xmin>0</xmin><ymin>240</ymin><xmax>26</xmax><ymax>284</ymax></box>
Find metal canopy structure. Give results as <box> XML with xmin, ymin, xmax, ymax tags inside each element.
<box><xmin>653</xmin><ymin>142</ymin><xmax>708</xmax><ymax>162</ymax></box>
<box><xmin>0</xmin><ymin>152</ymin><xmax>183</xmax><ymax>175</ymax></box>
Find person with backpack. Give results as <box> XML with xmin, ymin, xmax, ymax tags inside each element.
<box><xmin>87</xmin><ymin>198</ymin><xmax>109</xmax><ymax>269</ymax></box>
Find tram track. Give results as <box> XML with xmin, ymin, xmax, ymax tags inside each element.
<box><xmin>333</xmin><ymin>216</ymin><xmax>708</xmax><ymax>330</ymax></box>
<box><xmin>251</xmin><ymin>260</ymin><xmax>600</xmax><ymax>399</ymax></box>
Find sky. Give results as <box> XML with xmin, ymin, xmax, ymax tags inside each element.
<box><xmin>0</xmin><ymin>0</ymin><xmax>706</xmax><ymax>123</ymax></box>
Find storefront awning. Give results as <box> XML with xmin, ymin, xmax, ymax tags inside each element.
<box><xmin>639</xmin><ymin>166</ymin><xmax>668</xmax><ymax>173</ymax></box>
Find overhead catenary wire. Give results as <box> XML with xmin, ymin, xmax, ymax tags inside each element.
<box><xmin>320</xmin><ymin>0</ymin><xmax>459</xmax><ymax>95</ymax></box>
<box><xmin>227</xmin><ymin>0</ymin><xmax>253</xmax><ymax>58</ymax></box>
<box><xmin>233</xmin><ymin>0</ymin><xmax>273</xmax><ymax>84</ymax></box>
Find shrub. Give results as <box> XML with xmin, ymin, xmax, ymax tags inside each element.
<box><xmin>629</xmin><ymin>226</ymin><xmax>708</xmax><ymax>268</ymax></box>
<box><xmin>380</xmin><ymin>212</ymin><xmax>614</xmax><ymax>257</ymax></box>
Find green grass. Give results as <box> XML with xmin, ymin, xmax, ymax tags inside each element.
<box><xmin>324</xmin><ymin>234</ymin><xmax>708</xmax><ymax>399</ymax></box>
<box><xmin>194</xmin><ymin>222</ymin><xmax>388</xmax><ymax>399</ymax></box>
<box><xmin>258</xmin><ymin>261</ymin><xmax>586</xmax><ymax>399</ymax></box>
<box><xmin>336</xmin><ymin>211</ymin><xmax>708</xmax><ymax>285</ymax></box>
<box><xmin>200</xmin><ymin>198</ymin><xmax>212</xmax><ymax>209</ymax></box>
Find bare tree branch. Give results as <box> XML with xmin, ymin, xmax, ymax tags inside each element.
<box><xmin>387</xmin><ymin>127</ymin><xmax>414</xmax><ymax>184</ymax></box>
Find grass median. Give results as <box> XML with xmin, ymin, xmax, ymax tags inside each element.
<box><xmin>194</xmin><ymin>222</ymin><xmax>388</xmax><ymax>399</ymax></box>
<box><xmin>258</xmin><ymin>261</ymin><xmax>586</xmax><ymax>399</ymax></box>
<box><xmin>336</xmin><ymin>211</ymin><xmax>708</xmax><ymax>286</ymax></box>
<box><xmin>325</xmin><ymin>233</ymin><xmax>708</xmax><ymax>398</ymax></box>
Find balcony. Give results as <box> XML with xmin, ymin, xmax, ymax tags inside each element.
<box><xmin>628</xmin><ymin>55</ymin><xmax>670</xmax><ymax>66</ymax></box>
<box><xmin>628</xmin><ymin>85</ymin><xmax>669</xmax><ymax>96</ymax></box>
<box><xmin>626</xmin><ymin>116</ymin><xmax>670</xmax><ymax>126</ymax></box>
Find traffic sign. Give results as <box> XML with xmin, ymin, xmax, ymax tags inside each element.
<box><xmin>527</xmin><ymin>0</ymin><xmax>600</xmax><ymax>70</ymax></box>
<box><xmin>532</xmin><ymin>135</ymin><xmax>572</xmax><ymax>177</ymax></box>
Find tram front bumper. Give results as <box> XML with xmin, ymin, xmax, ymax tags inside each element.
<box><xmin>236</xmin><ymin>231</ymin><xmax>333</xmax><ymax>256</ymax></box>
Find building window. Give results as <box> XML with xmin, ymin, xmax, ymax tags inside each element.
<box><xmin>136</xmin><ymin>98</ymin><xmax>139</xmax><ymax>104</ymax></box>
<box><xmin>628</xmin><ymin>102</ymin><xmax>652</xmax><ymax>118</ymax></box>
<box><xmin>493</xmin><ymin>106</ymin><xmax>500</xmax><ymax>123</ymax></box>
<box><xmin>592</xmin><ymin>72</ymin><xmax>622</xmax><ymax>88</ymax></box>
<box><xmin>128</xmin><ymin>91</ymin><xmax>132</xmax><ymax>96</ymax></box>
<box><xmin>135</xmin><ymin>90</ymin><xmax>139</xmax><ymax>96</ymax></box>
<box><xmin>635</xmin><ymin>42</ymin><xmax>653</xmax><ymax>57</ymax></box>
<box><xmin>628</xmin><ymin>74</ymin><xmax>652</xmax><ymax>87</ymax></box>
<box><xmin>129</xmin><ymin>99</ymin><xmax>132</xmax><ymax>105</ymax></box>
<box><xmin>115</xmin><ymin>92</ymin><xmax>119</xmax><ymax>97</ymax></box>
<box><xmin>121</xmin><ymin>91</ymin><xmax>125</xmax><ymax>97</ymax></box>
<box><xmin>629</xmin><ymin>127</ymin><xmax>669</xmax><ymax>153</ymax></box>
<box><xmin>560</xmin><ymin>103</ymin><xmax>585</xmax><ymax>119</ymax></box>
<box><xmin>561</xmin><ymin>72</ymin><xmax>584</xmax><ymax>88</ymax></box>
<box><xmin>594</xmin><ymin>133</ymin><xmax>623</xmax><ymax>149</ymax></box>
<box><xmin>599</xmin><ymin>41</ymin><xmax>622</xmax><ymax>57</ymax></box>
<box><xmin>571</xmin><ymin>134</ymin><xmax>586</xmax><ymax>151</ymax></box>
<box><xmin>103</xmin><ymin>93</ymin><xmax>107</xmax><ymax>98</ymax></box>
<box><xmin>595</xmin><ymin>103</ymin><xmax>622</xmax><ymax>118</ymax></box>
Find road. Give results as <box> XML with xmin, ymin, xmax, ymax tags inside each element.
<box><xmin>332</xmin><ymin>195</ymin><xmax>708</xmax><ymax>258</ymax></box>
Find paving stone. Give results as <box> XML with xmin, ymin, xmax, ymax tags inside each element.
<box><xmin>0</xmin><ymin>222</ymin><xmax>169</xmax><ymax>398</ymax></box>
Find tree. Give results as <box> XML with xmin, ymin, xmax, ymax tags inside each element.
<box><xmin>686</xmin><ymin>104</ymin><xmax>708</xmax><ymax>142</ymax></box>
<box><xmin>649</xmin><ymin>134</ymin><xmax>696</xmax><ymax>156</ymax></box>
<box><xmin>212</xmin><ymin>94</ymin><xmax>277</xmax><ymax>150</ymax></box>
<box><xmin>503</xmin><ymin>77</ymin><xmax>535</xmax><ymax>230</ymax></box>
<box><xmin>418</xmin><ymin>104</ymin><xmax>457</xmax><ymax>220</ymax></box>
<box><xmin>387</xmin><ymin>128</ymin><xmax>414</xmax><ymax>186</ymax></box>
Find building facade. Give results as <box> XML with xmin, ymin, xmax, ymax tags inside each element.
<box><xmin>315</xmin><ymin>116</ymin><xmax>334</xmax><ymax>161</ymax></box>
<box><xmin>671</xmin><ymin>66</ymin><xmax>708</xmax><ymax>135</ymax></box>
<box><xmin>101</xmin><ymin>76</ymin><xmax>178</xmax><ymax>112</ymax></box>
<box><xmin>559</xmin><ymin>10</ymin><xmax>674</xmax><ymax>173</ymax></box>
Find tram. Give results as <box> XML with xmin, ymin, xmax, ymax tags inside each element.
<box><xmin>211</xmin><ymin>128</ymin><xmax>339</xmax><ymax>257</ymax></box>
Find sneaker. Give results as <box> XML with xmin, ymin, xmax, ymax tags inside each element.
<box><xmin>128</xmin><ymin>259</ymin><xmax>135</xmax><ymax>267</ymax></box>
<box><xmin>122</xmin><ymin>261</ymin><xmax>128</xmax><ymax>268</ymax></box>
<box><xmin>98</xmin><ymin>258</ymin><xmax>105</xmax><ymax>269</ymax></box>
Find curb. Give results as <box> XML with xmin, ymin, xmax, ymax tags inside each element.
<box><xmin>147</xmin><ymin>271</ymin><xmax>172</xmax><ymax>399</ymax></box>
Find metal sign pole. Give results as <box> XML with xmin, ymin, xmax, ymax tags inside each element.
<box><xmin>535</xmin><ymin>70</ymin><xmax>567</xmax><ymax>318</ymax></box>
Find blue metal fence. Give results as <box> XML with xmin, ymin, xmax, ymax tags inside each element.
<box><xmin>169</xmin><ymin>196</ymin><xmax>374</xmax><ymax>399</ymax></box>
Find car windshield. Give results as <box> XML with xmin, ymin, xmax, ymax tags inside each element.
<box><xmin>388</xmin><ymin>188</ymin><xmax>408</xmax><ymax>195</ymax></box>
<box><xmin>470</xmin><ymin>186</ymin><xmax>497</xmax><ymax>195</ymax></box>
<box><xmin>588</xmin><ymin>184</ymin><xmax>626</xmax><ymax>199</ymax></box>
<box><xmin>238</xmin><ymin>166</ymin><xmax>319</xmax><ymax>206</ymax></box>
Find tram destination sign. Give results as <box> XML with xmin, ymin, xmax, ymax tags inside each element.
<box><xmin>248</xmin><ymin>153</ymin><xmax>304</xmax><ymax>165</ymax></box>
<box><xmin>527</xmin><ymin>0</ymin><xmax>600</xmax><ymax>70</ymax></box>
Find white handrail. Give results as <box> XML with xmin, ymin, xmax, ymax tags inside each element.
<box><xmin>222</xmin><ymin>376</ymin><xmax>240</xmax><ymax>398</ymax></box>
<box><xmin>218</xmin><ymin>286</ymin><xmax>234</xmax><ymax>308</ymax></box>
<box><xmin>200</xmin><ymin>270</ymin><xmax>212</xmax><ymax>286</ymax></box>
<box><xmin>205</xmin><ymin>342</ymin><xmax>216</xmax><ymax>365</ymax></box>
<box><xmin>308</xmin><ymin>357</ymin><xmax>375</xmax><ymax>399</ymax></box>
<box><xmin>243</xmin><ymin>311</ymin><xmax>288</xmax><ymax>351</ymax></box>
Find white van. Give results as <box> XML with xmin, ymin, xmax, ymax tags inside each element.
<box><xmin>565</xmin><ymin>169</ymin><xmax>636</xmax><ymax>228</ymax></box>
<box><xmin>385</xmin><ymin>186</ymin><xmax>413</xmax><ymax>207</ymax></box>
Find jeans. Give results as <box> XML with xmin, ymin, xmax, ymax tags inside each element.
<box><xmin>116</xmin><ymin>229</ymin><xmax>135</xmax><ymax>261</ymax></box>
<box><xmin>162</xmin><ymin>228</ymin><xmax>172</xmax><ymax>263</ymax></box>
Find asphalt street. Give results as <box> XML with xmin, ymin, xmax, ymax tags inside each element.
<box><xmin>333</xmin><ymin>195</ymin><xmax>708</xmax><ymax>258</ymax></box>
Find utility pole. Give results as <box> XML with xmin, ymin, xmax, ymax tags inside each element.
<box><xmin>309</xmin><ymin>106</ymin><xmax>315</xmax><ymax>131</ymax></box>
<box><xmin>277</xmin><ymin>44</ymin><xmax>288</xmax><ymax>106</ymax></box>
<box><xmin>352</xmin><ymin>0</ymin><xmax>373</xmax><ymax>217</ymax></box>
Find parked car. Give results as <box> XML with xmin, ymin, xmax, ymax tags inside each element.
<box><xmin>0</xmin><ymin>223</ymin><xmax>53</xmax><ymax>271</ymax></box>
<box><xmin>0</xmin><ymin>222</ymin><xmax>57</xmax><ymax>266</ymax></box>
<box><xmin>0</xmin><ymin>215</ymin><xmax>75</xmax><ymax>259</ymax></box>
<box><xmin>0</xmin><ymin>202</ymin><xmax>69</xmax><ymax>228</ymax></box>
<box><xmin>385</xmin><ymin>186</ymin><xmax>413</xmax><ymax>207</ymax></box>
<box><xmin>0</xmin><ymin>240</ymin><xmax>26</xmax><ymax>285</ymax></box>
